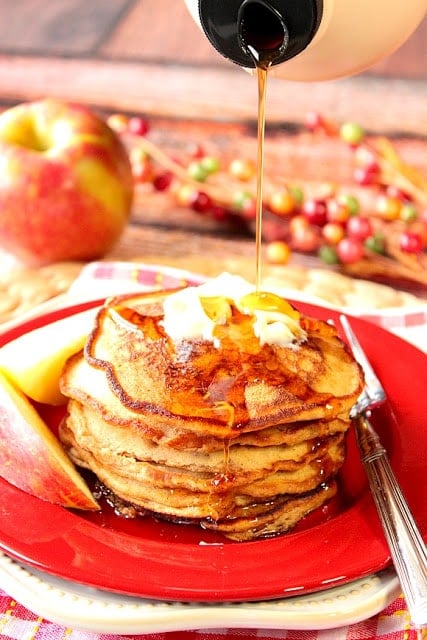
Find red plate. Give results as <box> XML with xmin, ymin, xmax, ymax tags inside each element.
<box><xmin>0</xmin><ymin>299</ymin><xmax>425</xmax><ymax>602</ymax></box>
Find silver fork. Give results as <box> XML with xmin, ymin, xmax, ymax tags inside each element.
<box><xmin>340</xmin><ymin>315</ymin><xmax>427</xmax><ymax>627</ymax></box>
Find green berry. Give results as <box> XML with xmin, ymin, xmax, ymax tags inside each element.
<box><xmin>187</xmin><ymin>161</ymin><xmax>209</xmax><ymax>182</ymax></box>
<box><xmin>200</xmin><ymin>156</ymin><xmax>220</xmax><ymax>174</ymax></box>
<box><xmin>338</xmin><ymin>193</ymin><xmax>360</xmax><ymax>216</ymax></box>
<box><xmin>288</xmin><ymin>185</ymin><xmax>304</xmax><ymax>205</ymax></box>
<box><xmin>318</xmin><ymin>245</ymin><xmax>339</xmax><ymax>264</ymax></box>
<box><xmin>339</xmin><ymin>122</ymin><xmax>365</xmax><ymax>146</ymax></box>
<box><xmin>364</xmin><ymin>232</ymin><xmax>386</xmax><ymax>254</ymax></box>
<box><xmin>400</xmin><ymin>203</ymin><xmax>418</xmax><ymax>222</ymax></box>
<box><xmin>232</xmin><ymin>190</ymin><xmax>253</xmax><ymax>210</ymax></box>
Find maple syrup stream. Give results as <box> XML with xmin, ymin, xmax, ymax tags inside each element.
<box><xmin>241</xmin><ymin>5</ymin><xmax>287</xmax><ymax>292</ymax></box>
<box><xmin>254</xmin><ymin>64</ymin><xmax>269</xmax><ymax>292</ymax></box>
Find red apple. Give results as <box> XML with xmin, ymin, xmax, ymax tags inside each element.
<box><xmin>0</xmin><ymin>370</ymin><xmax>99</xmax><ymax>510</ymax></box>
<box><xmin>0</xmin><ymin>99</ymin><xmax>134</xmax><ymax>265</ymax></box>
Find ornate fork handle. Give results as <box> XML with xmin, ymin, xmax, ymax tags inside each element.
<box><xmin>355</xmin><ymin>413</ymin><xmax>427</xmax><ymax>627</ymax></box>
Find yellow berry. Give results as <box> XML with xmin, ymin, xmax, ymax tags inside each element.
<box><xmin>317</xmin><ymin>182</ymin><xmax>337</xmax><ymax>199</ymax></box>
<box><xmin>375</xmin><ymin>195</ymin><xmax>401</xmax><ymax>220</ymax></box>
<box><xmin>289</xmin><ymin>215</ymin><xmax>309</xmax><ymax>234</ymax></box>
<box><xmin>175</xmin><ymin>183</ymin><xmax>196</xmax><ymax>207</ymax></box>
<box><xmin>107</xmin><ymin>113</ymin><xmax>129</xmax><ymax>133</ymax></box>
<box><xmin>228</xmin><ymin>158</ymin><xmax>256</xmax><ymax>181</ymax></box>
<box><xmin>268</xmin><ymin>190</ymin><xmax>295</xmax><ymax>216</ymax></box>
<box><xmin>130</xmin><ymin>146</ymin><xmax>153</xmax><ymax>183</ymax></box>
<box><xmin>322</xmin><ymin>222</ymin><xmax>345</xmax><ymax>244</ymax></box>
<box><xmin>266</xmin><ymin>241</ymin><xmax>291</xmax><ymax>264</ymax></box>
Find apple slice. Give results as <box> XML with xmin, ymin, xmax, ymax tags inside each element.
<box><xmin>0</xmin><ymin>370</ymin><xmax>99</xmax><ymax>510</ymax></box>
<box><xmin>0</xmin><ymin>307</ymin><xmax>99</xmax><ymax>405</ymax></box>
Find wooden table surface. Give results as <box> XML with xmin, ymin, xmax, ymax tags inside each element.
<box><xmin>0</xmin><ymin>0</ymin><xmax>426</xmax><ymax>303</ymax></box>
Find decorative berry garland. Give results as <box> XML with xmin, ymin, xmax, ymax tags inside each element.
<box><xmin>108</xmin><ymin>112</ymin><xmax>427</xmax><ymax>288</ymax></box>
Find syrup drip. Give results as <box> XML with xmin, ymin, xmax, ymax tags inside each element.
<box><xmin>212</xmin><ymin>438</ymin><xmax>234</xmax><ymax>488</ymax></box>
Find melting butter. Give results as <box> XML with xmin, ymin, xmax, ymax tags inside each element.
<box><xmin>238</xmin><ymin>290</ymin><xmax>305</xmax><ymax>346</ymax></box>
<box><xmin>162</xmin><ymin>287</ymin><xmax>217</xmax><ymax>343</ymax></box>
<box><xmin>162</xmin><ymin>273</ymin><xmax>306</xmax><ymax>347</ymax></box>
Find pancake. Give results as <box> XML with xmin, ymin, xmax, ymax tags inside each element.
<box><xmin>61</xmin><ymin>354</ymin><xmax>350</xmax><ymax>451</ymax></box>
<box><xmin>59</xmin><ymin>274</ymin><xmax>364</xmax><ymax>540</ymax></box>
<box><xmin>61</xmin><ymin>400</ymin><xmax>346</xmax><ymax>490</ymax></box>
<box><xmin>60</xmin><ymin>401</ymin><xmax>344</xmax><ymax>532</ymax></box>
<box><xmin>203</xmin><ymin>482</ymin><xmax>338</xmax><ymax>541</ymax></box>
<box><xmin>92</xmin><ymin>475</ymin><xmax>338</xmax><ymax>542</ymax></box>
<box><xmin>62</xmin><ymin>290</ymin><xmax>362</xmax><ymax>437</ymax></box>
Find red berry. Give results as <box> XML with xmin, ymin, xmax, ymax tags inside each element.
<box><xmin>302</xmin><ymin>199</ymin><xmax>328</xmax><ymax>226</ymax></box>
<box><xmin>326</xmin><ymin>199</ymin><xmax>350</xmax><ymax>224</ymax></box>
<box><xmin>128</xmin><ymin>116</ymin><xmax>150</xmax><ymax>136</ymax></box>
<box><xmin>153</xmin><ymin>172</ymin><xmax>173</xmax><ymax>191</ymax></box>
<box><xmin>305</xmin><ymin>111</ymin><xmax>324</xmax><ymax>132</ymax></box>
<box><xmin>241</xmin><ymin>197</ymin><xmax>257</xmax><ymax>220</ymax></box>
<box><xmin>189</xmin><ymin>191</ymin><xmax>212</xmax><ymax>213</ymax></box>
<box><xmin>346</xmin><ymin>215</ymin><xmax>373</xmax><ymax>241</ymax></box>
<box><xmin>353</xmin><ymin>164</ymin><xmax>380</xmax><ymax>186</ymax></box>
<box><xmin>262</xmin><ymin>219</ymin><xmax>288</xmax><ymax>242</ymax></box>
<box><xmin>385</xmin><ymin>184</ymin><xmax>412</xmax><ymax>202</ymax></box>
<box><xmin>188</xmin><ymin>143</ymin><xmax>206</xmax><ymax>159</ymax></box>
<box><xmin>210</xmin><ymin>205</ymin><xmax>229</xmax><ymax>221</ymax></box>
<box><xmin>291</xmin><ymin>225</ymin><xmax>321</xmax><ymax>252</ymax></box>
<box><xmin>337</xmin><ymin>237</ymin><xmax>365</xmax><ymax>264</ymax></box>
<box><xmin>399</xmin><ymin>232</ymin><xmax>424</xmax><ymax>254</ymax></box>
<box><xmin>354</xmin><ymin>146</ymin><xmax>376</xmax><ymax>167</ymax></box>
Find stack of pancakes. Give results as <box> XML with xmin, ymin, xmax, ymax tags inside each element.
<box><xmin>59</xmin><ymin>284</ymin><xmax>364</xmax><ymax>541</ymax></box>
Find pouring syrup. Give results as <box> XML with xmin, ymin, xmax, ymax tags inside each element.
<box><xmin>238</xmin><ymin>1</ymin><xmax>288</xmax><ymax>293</ymax></box>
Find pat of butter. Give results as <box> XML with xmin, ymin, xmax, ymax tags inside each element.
<box><xmin>162</xmin><ymin>273</ymin><xmax>306</xmax><ymax>346</ymax></box>
<box><xmin>162</xmin><ymin>287</ymin><xmax>217</xmax><ymax>342</ymax></box>
<box><xmin>251</xmin><ymin>310</ymin><xmax>304</xmax><ymax>346</ymax></box>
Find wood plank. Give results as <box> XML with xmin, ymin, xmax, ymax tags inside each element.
<box><xmin>0</xmin><ymin>0</ymin><xmax>423</xmax><ymax>78</ymax></box>
<box><xmin>100</xmin><ymin>0</ymin><xmax>224</xmax><ymax>65</ymax></box>
<box><xmin>0</xmin><ymin>55</ymin><xmax>426</xmax><ymax>135</ymax></box>
<box><xmin>0</xmin><ymin>0</ymin><xmax>134</xmax><ymax>56</ymax></box>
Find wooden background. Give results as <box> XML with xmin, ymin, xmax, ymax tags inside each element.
<box><xmin>0</xmin><ymin>0</ymin><xmax>425</xmax><ymax>133</ymax></box>
<box><xmin>0</xmin><ymin>0</ymin><xmax>425</xmax><ymax>300</ymax></box>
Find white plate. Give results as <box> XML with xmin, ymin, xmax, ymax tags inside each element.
<box><xmin>0</xmin><ymin>552</ymin><xmax>400</xmax><ymax>635</ymax></box>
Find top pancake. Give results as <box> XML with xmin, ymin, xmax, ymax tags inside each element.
<box><xmin>61</xmin><ymin>288</ymin><xmax>364</xmax><ymax>438</ymax></box>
